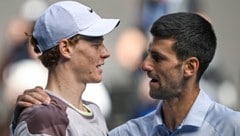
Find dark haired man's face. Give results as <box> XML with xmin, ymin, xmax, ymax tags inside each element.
<box><xmin>142</xmin><ymin>37</ymin><xmax>184</xmax><ymax>100</ymax></box>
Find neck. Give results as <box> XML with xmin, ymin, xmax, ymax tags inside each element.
<box><xmin>45</xmin><ymin>67</ymin><xmax>86</xmax><ymax>110</ymax></box>
<box><xmin>161</xmin><ymin>83</ymin><xmax>200</xmax><ymax>131</ymax></box>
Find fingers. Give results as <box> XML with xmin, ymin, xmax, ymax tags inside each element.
<box><xmin>16</xmin><ymin>98</ymin><xmax>34</xmax><ymax>107</ymax></box>
<box><xmin>35</xmin><ymin>86</ymin><xmax>51</xmax><ymax>104</ymax></box>
<box><xmin>16</xmin><ymin>94</ymin><xmax>41</xmax><ymax>107</ymax></box>
<box><xmin>16</xmin><ymin>86</ymin><xmax>51</xmax><ymax>107</ymax></box>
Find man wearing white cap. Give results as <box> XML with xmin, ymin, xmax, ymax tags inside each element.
<box><xmin>10</xmin><ymin>1</ymin><xmax>119</xmax><ymax>135</ymax></box>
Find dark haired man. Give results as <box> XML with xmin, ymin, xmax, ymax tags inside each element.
<box><xmin>110</xmin><ymin>12</ymin><xmax>240</xmax><ymax>136</ymax></box>
<box><xmin>14</xmin><ymin>12</ymin><xmax>240</xmax><ymax>136</ymax></box>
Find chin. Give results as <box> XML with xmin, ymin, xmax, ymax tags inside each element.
<box><xmin>93</xmin><ymin>78</ymin><xmax>102</xmax><ymax>83</ymax></box>
<box><xmin>149</xmin><ymin>90</ymin><xmax>165</xmax><ymax>100</ymax></box>
<box><xmin>149</xmin><ymin>90</ymin><xmax>158</xmax><ymax>99</ymax></box>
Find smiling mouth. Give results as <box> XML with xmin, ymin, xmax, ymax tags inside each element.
<box><xmin>96</xmin><ymin>64</ymin><xmax>104</xmax><ymax>68</ymax></box>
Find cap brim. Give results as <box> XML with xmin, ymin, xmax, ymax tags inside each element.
<box><xmin>78</xmin><ymin>18</ymin><xmax>120</xmax><ymax>37</ymax></box>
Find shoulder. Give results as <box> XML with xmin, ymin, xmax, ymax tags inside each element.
<box><xmin>15</xmin><ymin>95</ymin><xmax>69</xmax><ymax>135</ymax></box>
<box><xmin>206</xmin><ymin>102</ymin><xmax>240</xmax><ymax>133</ymax></box>
<box><xmin>19</xmin><ymin>94</ymin><xmax>68</xmax><ymax>122</ymax></box>
<box><xmin>216</xmin><ymin>105</ymin><xmax>240</xmax><ymax>125</ymax></box>
<box><xmin>209</xmin><ymin>102</ymin><xmax>240</xmax><ymax>121</ymax></box>
<box><xmin>20</xmin><ymin>104</ymin><xmax>67</xmax><ymax>122</ymax></box>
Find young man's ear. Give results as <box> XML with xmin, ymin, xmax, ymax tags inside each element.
<box><xmin>58</xmin><ymin>39</ymin><xmax>71</xmax><ymax>58</ymax></box>
<box><xmin>183</xmin><ymin>57</ymin><xmax>199</xmax><ymax>77</ymax></box>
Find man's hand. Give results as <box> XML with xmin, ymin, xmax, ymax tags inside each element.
<box><xmin>16</xmin><ymin>86</ymin><xmax>51</xmax><ymax>107</ymax></box>
<box><xmin>12</xmin><ymin>86</ymin><xmax>50</xmax><ymax>130</ymax></box>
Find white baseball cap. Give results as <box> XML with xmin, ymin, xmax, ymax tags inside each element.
<box><xmin>33</xmin><ymin>1</ymin><xmax>120</xmax><ymax>52</ymax></box>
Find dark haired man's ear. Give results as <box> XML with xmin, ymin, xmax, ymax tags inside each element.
<box><xmin>183</xmin><ymin>57</ymin><xmax>199</xmax><ymax>77</ymax></box>
<box><xmin>58</xmin><ymin>39</ymin><xmax>71</xmax><ymax>58</ymax></box>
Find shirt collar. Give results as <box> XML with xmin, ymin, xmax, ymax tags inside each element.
<box><xmin>153</xmin><ymin>101</ymin><xmax>164</xmax><ymax>127</ymax></box>
<box><xmin>152</xmin><ymin>90</ymin><xmax>213</xmax><ymax>128</ymax></box>
<box><xmin>182</xmin><ymin>90</ymin><xmax>213</xmax><ymax>127</ymax></box>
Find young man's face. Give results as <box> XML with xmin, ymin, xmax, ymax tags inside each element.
<box><xmin>142</xmin><ymin>37</ymin><xmax>185</xmax><ymax>100</ymax></box>
<box><xmin>69</xmin><ymin>37</ymin><xmax>110</xmax><ymax>84</ymax></box>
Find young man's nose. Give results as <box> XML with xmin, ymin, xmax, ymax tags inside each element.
<box><xmin>101</xmin><ymin>46</ymin><xmax>110</xmax><ymax>59</ymax></box>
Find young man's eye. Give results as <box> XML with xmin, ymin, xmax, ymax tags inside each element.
<box><xmin>92</xmin><ymin>43</ymin><xmax>103</xmax><ymax>49</ymax></box>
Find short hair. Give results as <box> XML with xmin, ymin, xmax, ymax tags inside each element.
<box><xmin>29</xmin><ymin>35</ymin><xmax>82</xmax><ymax>68</ymax></box>
<box><xmin>150</xmin><ymin>12</ymin><xmax>217</xmax><ymax>81</ymax></box>
<box><xmin>30</xmin><ymin>34</ymin><xmax>103</xmax><ymax>68</ymax></box>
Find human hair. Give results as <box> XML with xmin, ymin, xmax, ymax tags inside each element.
<box><xmin>29</xmin><ymin>34</ymin><xmax>82</xmax><ymax>68</ymax></box>
<box><xmin>29</xmin><ymin>34</ymin><xmax>103</xmax><ymax>69</ymax></box>
<box><xmin>150</xmin><ymin>12</ymin><xmax>217</xmax><ymax>81</ymax></box>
